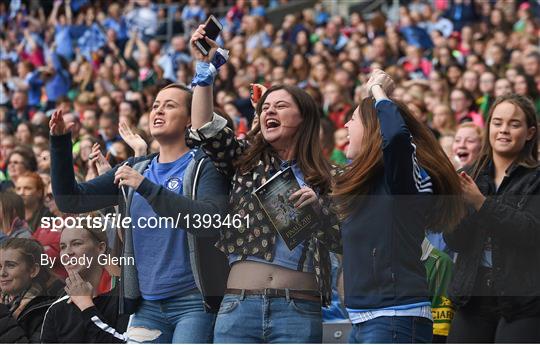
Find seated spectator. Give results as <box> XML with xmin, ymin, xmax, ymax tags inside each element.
<box><xmin>223</xmin><ymin>102</ymin><xmax>249</xmax><ymax>139</ymax></box>
<box><xmin>0</xmin><ymin>238</ymin><xmax>59</xmax><ymax>342</ymax></box>
<box><xmin>32</xmin><ymin>182</ymin><xmax>67</xmax><ymax>279</ymax></box>
<box><xmin>323</xmin><ymin>82</ymin><xmax>353</xmax><ymax>129</ymax></box>
<box><xmin>0</xmin><ymin>191</ymin><xmax>32</xmax><ymax>240</ymax></box>
<box><xmin>181</xmin><ymin>0</ymin><xmax>207</xmax><ymax>37</ymax></box>
<box><xmin>15</xmin><ymin>122</ymin><xmax>34</xmax><ymax>146</ymax></box>
<box><xmin>41</xmin><ymin>215</ymin><xmax>129</xmax><ymax>343</ymax></box>
<box><xmin>98</xmin><ymin>112</ymin><xmax>121</xmax><ymax>150</ymax></box>
<box><xmin>523</xmin><ymin>51</ymin><xmax>540</xmax><ymax>81</ymax></box>
<box><xmin>14</xmin><ymin>172</ymin><xmax>51</xmax><ymax>233</ymax></box>
<box><xmin>450</xmin><ymin>88</ymin><xmax>484</xmax><ymax>127</ymax></box>
<box><xmin>438</xmin><ymin>132</ymin><xmax>456</xmax><ymax>167</ymax></box>
<box><xmin>320</xmin><ymin>117</ymin><xmax>348</xmax><ymax>166</ymax></box>
<box><xmin>477</xmin><ymin>71</ymin><xmax>496</xmax><ymax>119</ymax></box>
<box><xmin>399</xmin><ymin>45</ymin><xmax>432</xmax><ymax>79</ymax></box>
<box><xmin>432</xmin><ymin>103</ymin><xmax>457</xmax><ymax>133</ymax></box>
<box><xmin>452</xmin><ymin>122</ymin><xmax>483</xmax><ymax>170</ymax></box>
<box><xmin>494</xmin><ymin>78</ymin><xmax>513</xmax><ymax>98</ymax></box>
<box><xmin>322</xmin><ymin>21</ymin><xmax>349</xmax><ymax>55</ymax></box>
<box><xmin>513</xmin><ymin>72</ymin><xmax>540</xmax><ymax>116</ymax></box>
<box><xmin>461</xmin><ymin>70</ymin><xmax>480</xmax><ymax>100</ymax></box>
<box><xmin>243</xmin><ymin>15</ymin><xmax>271</xmax><ymax>61</ymax></box>
<box><xmin>97</xmin><ymin>95</ymin><xmax>116</xmax><ymax>115</ymax></box>
<box><xmin>399</xmin><ymin>15</ymin><xmax>433</xmax><ymax>50</ymax></box>
<box><xmin>37</xmin><ymin>149</ymin><xmax>51</xmax><ymax>174</ymax></box>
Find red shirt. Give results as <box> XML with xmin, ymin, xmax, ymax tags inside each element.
<box><xmin>98</xmin><ymin>268</ymin><xmax>113</xmax><ymax>295</ymax></box>
<box><xmin>456</xmin><ymin>110</ymin><xmax>485</xmax><ymax>128</ymax></box>
<box><xmin>329</xmin><ymin>103</ymin><xmax>353</xmax><ymax>129</ymax></box>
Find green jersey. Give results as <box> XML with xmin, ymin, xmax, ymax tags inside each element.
<box><xmin>422</xmin><ymin>239</ymin><xmax>454</xmax><ymax>337</ymax></box>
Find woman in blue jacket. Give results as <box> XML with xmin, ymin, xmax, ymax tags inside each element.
<box><xmin>333</xmin><ymin>70</ymin><xmax>464</xmax><ymax>343</ymax></box>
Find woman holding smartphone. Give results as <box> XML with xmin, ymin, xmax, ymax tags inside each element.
<box><xmin>188</xmin><ymin>26</ymin><xmax>341</xmax><ymax>343</ymax></box>
<box><xmin>445</xmin><ymin>95</ymin><xmax>540</xmax><ymax>342</ymax></box>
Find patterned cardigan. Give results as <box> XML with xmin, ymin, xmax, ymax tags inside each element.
<box><xmin>186</xmin><ymin>114</ymin><xmax>342</xmax><ymax>306</ymax></box>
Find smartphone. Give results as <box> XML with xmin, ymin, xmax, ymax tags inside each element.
<box><xmin>195</xmin><ymin>15</ymin><xmax>223</xmax><ymax>56</ymax></box>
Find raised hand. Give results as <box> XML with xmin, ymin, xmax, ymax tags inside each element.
<box><xmin>89</xmin><ymin>143</ymin><xmax>112</xmax><ymax>176</ymax></box>
<box><xmin>65</xmin><ymin>271</ymin><xmax>94</xmax><ymax>311</ymax></box>
<box><xmin>250</xmin><ymin>83</ymin><xmax>267</xmax><ymax>109</ymax></box>
<box><xmin>459</xmin><ymin>171</ymin><xmax>486</xmax><ymax>211</ymax></box>
<box><xmin>189</xmin><ymin>24</ymin><xmax>218</xmax><ymax>62</ymax></box>
<box><xmin>49</xmin><ymin>109</ymin><xmax>73</xmax><ymax>136</ymax></box>
<box><xmin>119</xmin><ymin>122</ymin><xmax>147</xmax><ymax>157</ymax></box>
<box><xmin>365</xmin><ymin>69</ymin><xmax>395</xmax><ymax>97</ymax></box>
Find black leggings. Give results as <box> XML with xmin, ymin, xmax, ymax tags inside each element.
<box><xmin>448</xmin><ymin>297</ymin><xmax>540</xmax><ymax>343</ymax></box>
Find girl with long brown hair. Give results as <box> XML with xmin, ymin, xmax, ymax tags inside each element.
<box><xmin>445</xmin><ymin>94</ymin><xmax>540</xmax><ymax>342</ymax></box>
<box><xmin>333</xmin><ymin>70</ymin><xmax>464</xmax><ymax>343</ymax></box>
<box><xmin>188</xmin><ymin>26</ymin><xmax>340</xmax><ymax>343</ymax></box>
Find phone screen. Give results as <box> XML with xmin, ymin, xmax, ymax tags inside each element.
<box><xmin>196</xmin><ymin>15</ymin><xmax>223</xmax><ymax>56</ymax></box>
<box><xmin>205</xmin><ymin>17</ymin><xmax>221</xmax><ymax>40</ymax></box>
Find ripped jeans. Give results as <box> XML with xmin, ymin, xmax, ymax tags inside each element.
<box><xmin>127</xmin><ymin>289</ymin><xmax>215</xmax><ymax>343</ymax></box>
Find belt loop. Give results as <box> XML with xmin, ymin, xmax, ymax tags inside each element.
<box><xmin>240</xmin><ymin>289</ymin><xmax>246</xmax><ymax>301</ymax></box>
<box><xmin>285</xmin><ymin>288</ymin><xmax>290</xmax><ymax>302</ymax></box>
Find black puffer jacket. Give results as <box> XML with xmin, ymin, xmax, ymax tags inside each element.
<box><xmin>444</xmin><ymin>162</ymin><xmax>540</xmax><ymax>321</ymax></box>
<box><xmin>0</xmin><ymin>303</ymin><xmax>27</xmax><ymax>343</ymax></box>
<box><xmin>0</xmin><ymin>295</ymin><xmax>57</xmax><ymax>343</ymax></box>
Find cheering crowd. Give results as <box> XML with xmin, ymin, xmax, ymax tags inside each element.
<box><xmin>1</xmin><ymin>0</ymin><xmax>540</xmax><ymax>343</ymax></box>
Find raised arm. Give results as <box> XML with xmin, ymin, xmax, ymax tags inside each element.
<box><xmin>49</xmin><ymin>109</ymin><xmax>120</xmax><ymax>213</ymax></box>
<box><xmin>48</xmin><ymin>0</ymin><xmax>62</xmax><ymax>26</ymax></box>
<box><xmin>189</xmin><ymin>24</ymin><xmax>218</xmax><ymax>129</ymax></box>
<box><xmin>123</xmin><ymin>31</ymin><xmax>136</xmax><ymax>60</ymax></box>
<box><xmin>187</xmin><ymin>25</ymin><xmax>247</xmax><ymax>178</ymax></box>
<box><xmin>367</xmin><ymin>70</ymin><xmax>430</xmax><ymax>195</ymax></box>
<box><xmin>65</xmin><ymin>0</ymin><xmax>73</xmax><ymax>25</ymax></box>
<box><xmin>134</xmin><ymin>35</ymin><xmax>148</xmax><ymax>59</ymax></box>
<box><xmin>23</xmin><ymin>29</ymin><xmax>37</xmax><ymax>51</ymax></box>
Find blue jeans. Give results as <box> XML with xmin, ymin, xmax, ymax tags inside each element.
<box><xmin>213</xmin><ymin>293</ymin><xmax>322</xmax><ymax>343</ymax></box>
<box><xmin>349</xmin><ymin>316</ymin><xmax>433</xmax><ymax>343</ymax></box>
<box><xmin>127</xmin><ymin>289</ymin><xmax>215</xmax><ymax>343</ymax></box>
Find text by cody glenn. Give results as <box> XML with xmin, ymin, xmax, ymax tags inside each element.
<box><xmin>40</xmin><ymin>213</ymin><xmax>251</xmax><ymax>231</ymax></box>
<box><xmin>41</xmin><ymin>253</ymin><xmax>135</xmax><ymax>269</ymax></box>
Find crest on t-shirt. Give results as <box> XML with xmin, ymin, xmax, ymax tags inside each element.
<box><xmin>166</xmin><ymin>178</ymin><xmax>181</xmax><ymax>191</ymax></box>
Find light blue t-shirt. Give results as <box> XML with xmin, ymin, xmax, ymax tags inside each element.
<box><xmin>130</xmin><ymin>151</ymin><xmax>197</xmax><ymax>300</ymax></box>
<box><xmin>480</xmin><ymin>237</ymin><xmax>493</xmax><ymax>268</ymax></box>
<box><xmin>481</xmin><ymin>184</ymin><xmax>500</xmax><ymax>268</ymax></box>
<box><xmin>229</xmin><ymin>161</ymin><xmax>314</xmax><ymax>273</ymax></box>
<box><xmin>54</xmin><ymin>24</ymin><xmax>73</xmax><ymax>60</ymax></box>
